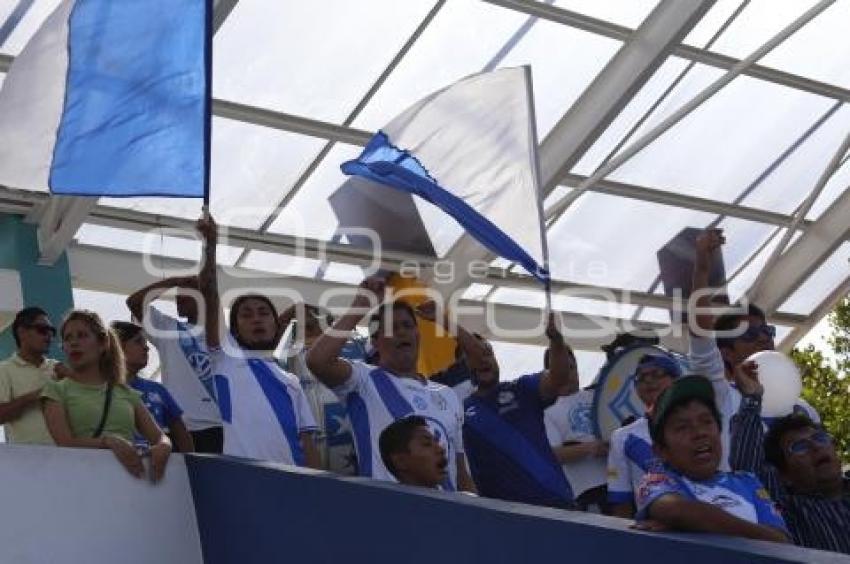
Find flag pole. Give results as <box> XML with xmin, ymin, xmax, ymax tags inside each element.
<box><xmin>523</xmin><ymin>66</ymin><xmax>553</xmax><ymax>316</ymax></box>
<box><xmin>202</xmin><ymin>0</ymin><xmax>213</xmax><ymax>207</ymax></box>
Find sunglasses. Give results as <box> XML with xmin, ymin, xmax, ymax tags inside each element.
<box><xmin>787</xmin><ymin>430</ymin><xmax>833</xmax><ymax>456</ymax></box>
<box><xmin>25</xmin><ymin>323</ymin><xmax>56</xmax><ymax>337</ymax></box>
<box><xmin>737</xmin><ymin>323</ymin><xmax>776</xmax><ymax>343</ymax></box>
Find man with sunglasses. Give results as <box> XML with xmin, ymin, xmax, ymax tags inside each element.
<box><xmin>731</xmin><ymin>361</ymin><xmax>850</xmax><ymax>553</ymax></box>
<box><xmin>688</xmin><ymin>229</ymin><xmax>819</xmax><ymax>468</ymax></box>
<box><xmin>0</xmin><ymin>307</ymin><xmax>60</xmax><ymax>444</ymax></box>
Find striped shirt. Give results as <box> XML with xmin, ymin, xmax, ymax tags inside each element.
<box><xmin>730</xmin><ymin>395</ymin><xmax>850</xmax><ymax>554</ymax></box>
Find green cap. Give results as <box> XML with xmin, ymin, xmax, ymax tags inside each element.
<box><xmin>649</xmin><ymin>375</ymin><xmax>716</xmax><ymax>444</ymax></box>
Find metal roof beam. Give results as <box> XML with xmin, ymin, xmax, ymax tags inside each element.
<box><xmin>65</xmin><ymin>242</ymin><xmax>674</xmax><ymax>350</ymax></box>
<box><xmin>536</xmin><ymin>0</ymin><xmax>715</xmax><ymax>192</ymax></box>
<box><xmin>749</xmin><ymin>182</ymin><xmax>850</xmax><ymax>313</ymax></box>
<box><xmin>482</xmin><ymin>0</ymin><xmax>850</xmax><ymax>103</ymax></box>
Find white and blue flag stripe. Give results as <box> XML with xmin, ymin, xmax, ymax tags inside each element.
<box><xmin>341</xmin><ymin>67</ymin><xmax>549</xmax><ymax>283</ymax></box>
<box><xmin>0</xmin><ymin>0</ymin><xmax>210</xmax><ymax>197</ymax></box>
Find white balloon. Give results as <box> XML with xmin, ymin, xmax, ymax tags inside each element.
<box><xmin>746</xmin><ymin>351</ymin><xmax>802</xmax><ymax>417</ymax></box>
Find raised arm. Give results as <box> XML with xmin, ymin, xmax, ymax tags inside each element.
<box><xmin>691</xmin><ymin>228</ymin><xmax>725</xmax><ymax>333</ymax></box>
<box><xmin>126</xmin><ymin>276</ymin><xmax>198</xmax><ymax>322</ymax></box>
<box><xmin>539</xmin><ymin>313</ymin><xmax>579</xmax><ymax>402</ymax></box>
<box><xmin>196</xmin><ymin>212</ymin><xmax>220</xmax><ymax>349</ymax></box>
<box><xmin>729</xmin><ymin>361</ymin><xmax>783</xmax><ymax>499</ymax></box>
<box><xmin>306</xmin><ymin>276</ymin><xmax>385</xmax><ymax>389</ymax></box>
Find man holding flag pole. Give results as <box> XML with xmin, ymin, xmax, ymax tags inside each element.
<box><xmin>337</xmin><ymin>65</ymin><xmax>573</xmax><ymax>503</ymax></box>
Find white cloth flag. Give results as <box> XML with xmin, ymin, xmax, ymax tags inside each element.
<box><xmin>342</xmin><ymin>66</ymin><xmax>549</xmax><ymax>282</ymax></box>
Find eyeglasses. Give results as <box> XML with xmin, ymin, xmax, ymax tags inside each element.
<box><xmin>737</xmin><ymin>323</ymin><xmax>776</xmax><ymax>343</ymax></box>
<box><xmin>634</xmin><ymin>369</ymin><xmax>671</xmax><ymax>384</ymax></box>
<box><xmin>24</xmin><ymin>323</ymin><xmax>56</xmax><ymax>337</ymax></box>
<box><xmin>787</xmin><ymin>430</ymin><xmax>833</xmax><ymax>456</ymax></box>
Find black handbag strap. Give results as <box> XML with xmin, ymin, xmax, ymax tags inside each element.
<box><xmin>92</xmin><ymin>384</ymin><xmax>114</xmax><ymax>438</ymax></box>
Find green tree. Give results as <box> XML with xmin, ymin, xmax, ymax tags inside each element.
<box><xmin>791</xmin><ymin>297</ymin><xmax>850</xmax><ymax>464</ymax></box>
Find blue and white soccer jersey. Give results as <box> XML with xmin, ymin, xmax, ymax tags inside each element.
<box><xmin>635</xmin><ymin>467</ymin><xmax>788</xmax><ymax>534</ymax></box>
<box><xmin>607</xmin><ymin>416</ymin><xmax>659</xmax><ymax>506</ymax></box>
<box><xmin>145</xmin><ymin>305</ymin><xmax>220</xmax><ymax>432</ymax></box>
<box><xmin>333</xmin><ymin>360</ymin><xmax>464</xmax><ymax>488</ymax></box>
<box><xmin>209</xmin><ymin>338</ymin><xmax>317</xmax><ymax>465</ymax></box>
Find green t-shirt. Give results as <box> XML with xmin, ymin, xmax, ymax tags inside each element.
<box><xmin>41</xmin><ymin>379</ymin><xmax>142</xmax><ymax>441</ymax></box>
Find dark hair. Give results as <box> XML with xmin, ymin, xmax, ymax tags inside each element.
<box><xmin>368</xmin><ymin>301</ymin><xmax>418</xmax><ymax>340</ymax></box>
<box><xmin>379</xmin><ymin>415</ymin><xmax>428</xmax><ymax>478</ymax></box>
<box><xmin>229</xmin><ymin>294</ymin><xmax>279</xmax><ymax>348</ymax></box>
<box><xmin>764</xmin><ymin>414</ymin><xmax>820</xmax><ymax>470</ymax></box>
<box><xmin>650</xmin><ymin>397</ymin><xmax>722</xmax><ymax>447</ymax></box>
<box><xmin>12</xmin><ymin>306</ymin><xmax>49</xmax><ymax>347</ymax></box>
<box><xmin>714</xmin><ymin>303</ymin><xmax>766</xmax><ymax>349</ymax></box>
<box><xmin>110</xmin><ymin>321</ymin><xmax>144</xmax><ymax>343</ymax></box>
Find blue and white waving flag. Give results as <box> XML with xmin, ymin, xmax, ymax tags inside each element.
<box><xmin>342</xmin><ymin>67</ymin><xmax>549</xmax><ymax>283</ymax></box>
<box><xmin>0</xmin><ymin>0</ymin><xmax>210</xmax><ymax>197</ymax></box>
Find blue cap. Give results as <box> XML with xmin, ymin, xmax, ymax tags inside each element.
<box><xmin>632</xmin><ymin>353</ymin><xmax>683</xmax><ymax>382</ymax></box>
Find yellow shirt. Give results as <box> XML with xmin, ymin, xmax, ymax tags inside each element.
<box><xmin>0</xmin><ymin>353</ymin><xmax>57</xmax><ymax>445</ymax></box>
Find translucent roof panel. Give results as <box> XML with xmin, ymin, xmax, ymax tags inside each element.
<box><xmin>806</xmin><ymin>154</ymin><xmax>850</xmax><ymax>221</ymax></box>
<box><xmin>779</xmin><ymin>242</ymin><xmax>850</xmax><ymax>315</ymax></box>
<box><xmin>686</xmin><ymin>0</ymin><xmax>818</xmax><ymax>58</ymax></box>
<box><xmin>572</xmin><ymin>57</ymin><xmax>723</xmax><ymax>176</ymax></box>
<box><xmin>683</xmin><ymin>0</ymin><xmax>751</xmax><ymax>47</ymax></box>
<box><xmin>351</xmin><ymin>0</ymin><xmax>623</xmax><ymax>138</ymax></box>
<box><xmin>758</xmin><ymin>1</ymin><xmax>850</xmax><ymax>90</ymax></box>
<box><xmin>688</xmin><ymin>0</ymin><xmax>850</xmax><ymax>89</ymax></box>
<box><xmin>212</xmin><ymin>0</ymin><xmax>435</xmax><ymax>123</ymax></box>
<box><xmin>546</xmin><ymin>191</ymin><xmax>776</xmax><ymax>292</ymax></box>
<box><xmin>740</xmin><ymin>103</ymin><xmax>850</xmax><ymax>216</ymax></box>
<box><xmin>553</xmin><ymin>0</ymin><xmax>659</xmax><ymax>29</ymax></box>
<box><xmin>0</xmin><ymin>0</ymin><xmax>60</xmax><ymax>55</ymax></box>
<box><xmin>100</xmin><ymin>118</ymin><xmax>326</xmax><ymax>230</ymax></box>
<box><xmin>267</xmin><ymin>143</ymin><xmax>362</xmax><ymax>241</ymax></box>
<box><xmin>582</xmin><ymin>68</ymin><xmax>836</xmax><ymax>202</ymax></box>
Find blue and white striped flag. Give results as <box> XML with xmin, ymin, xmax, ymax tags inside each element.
<box><xmin>342</xmin><ymin>67</ymin><xmax>549</xmax><ymax>283</ymax></box>
<box><xmin>0</xmin><ymin>0</ymin><xmax>210</xmax><ymax>197</ymax></box>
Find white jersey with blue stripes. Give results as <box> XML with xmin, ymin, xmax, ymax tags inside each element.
<box><xmin>607</xmin><ymin>416</ymin><xmax>657</xmax><ymax>504</ymax></box>
<box><xmin>209</xmin><ymin>335</ymin><xmax>317</xmax><ymax>465</ymax></box>
<box><xmin>332</xmin><ymin>361</ymin><xmax>464</xmax><ymax>488</ymax></box>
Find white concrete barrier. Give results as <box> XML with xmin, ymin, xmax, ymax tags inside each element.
<box><xmin>0</xmin><ymin>444</ymin><xmax>202</xmax><ymax>564</ymax></box>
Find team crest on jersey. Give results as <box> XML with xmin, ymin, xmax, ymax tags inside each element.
<box><xmin>187</xmin><ymin>351</ymin><xmax>211</xmax><ymax>378</ymax></box>
<box><xmin>569</xmin><ymin>403</ymin><xmax>594</xmax><ymax>436</ymax></box>
<box><xmin>430</xmin><ymin>391</ymin><xmax>448</xmax><ymax>411</ymax></box>
<box><xmin>412</xmin><ymin>395</ymin><xmax>428</xmax><ymax>411</ymax></box>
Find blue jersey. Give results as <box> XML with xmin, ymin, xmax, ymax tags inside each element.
<box><xmin>463</xmin><ymin>373</ymin><xmax>573</xmax><ymax>508</ymax></box>
<box><xmin>636</xmin><ymin>466</ymin><xmax>788</xmax><ymax>533</ymax></box>
<box><xmin>129</xmin><ymin>377</ymin><xmax>183</xmax><ymax>431</ymax></box>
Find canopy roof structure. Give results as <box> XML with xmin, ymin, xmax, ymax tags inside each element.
<box><xmin>1</xmin><ymin>0</ymin><xmax>849</xmax><ymax>379</ymax></box>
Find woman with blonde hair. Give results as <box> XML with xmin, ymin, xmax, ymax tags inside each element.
<box><xmin>42</xmin><ymin>310</ymin><xmax>172</xmax><ymax>481</ymax></box>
